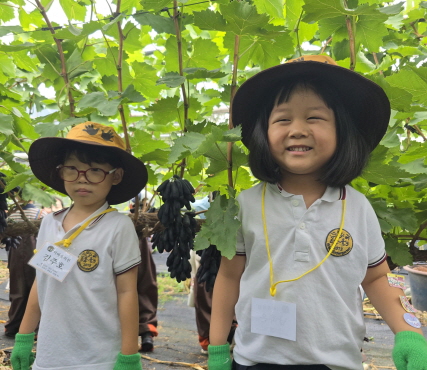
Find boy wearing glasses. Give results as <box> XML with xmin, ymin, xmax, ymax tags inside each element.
<box><xmin>11</xmin><ymin>122</ymin><xmax>147</xmax><ymax>370</ymax></box>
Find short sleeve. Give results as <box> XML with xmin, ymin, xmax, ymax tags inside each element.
<box><xmin>365</xmin><ymin>199</ymin><xmax>387</xmax><ymax>268</ymax></box>
<box><xmin>236</xmin><ymin>195</ymin><xmax>246</xmax><ymax>255</ymax></box>
<box><xmin>111</xmin><ymin>214</ymin><xmax>141</xmax><ymax>275</ymax></box>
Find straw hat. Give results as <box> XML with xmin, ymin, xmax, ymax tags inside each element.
<box><xmin>28</xmin><ymin>122</ymin><xmax>147</xmax><ymax>205</ymax></box>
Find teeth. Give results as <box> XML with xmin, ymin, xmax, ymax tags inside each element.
<box><xmin>288</xmin><ymin>147</ymin><xmax>310</xmax><ymax>152</ymax></box>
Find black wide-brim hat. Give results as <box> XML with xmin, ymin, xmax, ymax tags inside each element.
<box><xmin>29</xmin><ymin>122</ymin><xmax>148</xmax><ymax>205</ymax></box>
<box><xmin>232</xmin><ymin>55</ymin><xmax>391</xmax><ymax>151</ymax></box>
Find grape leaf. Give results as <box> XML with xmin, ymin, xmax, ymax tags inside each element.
<box><xmin>385</xmin><ymin>236</ymin><xmax>413</xmax><ymax>266</ymax></box>
<box><xmin>194</xmin><ymin>194</ymin><xmax>241</xmax><ymax>260</ymax></box>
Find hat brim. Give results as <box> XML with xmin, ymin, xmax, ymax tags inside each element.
<box><xmin>29</xmin><ymin>138</ymin><xmax>148</xmax><ymax>205</ymax></box>
<box><xmin>232</xmin><ymin>61</ymin><xmax>390</xmax><ymax>151</ymax></box>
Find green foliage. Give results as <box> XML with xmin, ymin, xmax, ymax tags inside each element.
<box><xmin>194</xmin><ymin>192</ymin><xmax>240</xmax><ymax>260</ymax></box>
<box><xmin>1</xmin><ymin>0</ymin><xmax>427</xmax><ymax>264</ymax></box>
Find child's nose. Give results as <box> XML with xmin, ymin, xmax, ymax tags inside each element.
<box><xmin>76</xmin><ymin>171</ymin><xmax>89</xmax><ymax>183</ymax></box>
<box><xmin>289</xmin><ymin>120</ymin><xmax>309</xmax><ymax>138</ymax></box>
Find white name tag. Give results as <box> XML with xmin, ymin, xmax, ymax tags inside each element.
<box><xmin>29</xmin><ymin>243</ymin><xmax>77</xmax><ymax>282</ymax></box>
<box><xmin>251</xmin><ymin>297</ymin><xmax>297</xmax><ymax>341</ymax></box>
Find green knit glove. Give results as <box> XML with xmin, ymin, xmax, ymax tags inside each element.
<box><xmin>10</xmin><ymin>333</ymin><xmax>35</xmax><ymax>370</ymax></box>
<box><xmin>113</xmin><ymin>353</ymin><xmax>142</xmax><ymax>370</ymax></box>
<box><xmin>207</xmin><ymin>344</ymin><xmax>232</xmax><ymax>370</ymax></box>
<box><xmin>392</xmin><ymin>331</ymin><xmax>427</xmax><ymax>370</ymax></box>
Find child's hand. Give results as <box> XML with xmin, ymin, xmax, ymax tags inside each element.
<box><xmin>207</xmin><ymin>343</ymin><xmax>232</xmax><ymax>370</ymax></box>
<box><xmin>113</xmin><ymin>353</ymin><xmax>142</xmax><ymax>370</ymax></box>
<box><xmin>392</xmin><ymin>331</ymin><xmax>427</xmax><ymax>370</ymax></box>
<box><xmin>10</xmin><ymin>333</ymin><xmax>35</xmax><ymax>370</ymax></box>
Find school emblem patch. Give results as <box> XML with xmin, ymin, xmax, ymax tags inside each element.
<box><xmin>77</xmin><ymin>250</ymin><xmax>99</xmax><ymax>272</ymax></box>
<box><xmin>325</xmin><ymin>229</ymin><xmax>353</xmax><ymax>257</ymax></box>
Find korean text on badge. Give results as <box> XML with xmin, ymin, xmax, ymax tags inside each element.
<box><xmin>28</xmin><ymin>242</ymin><xmax>78</xmax><ymax>282</ymax></box>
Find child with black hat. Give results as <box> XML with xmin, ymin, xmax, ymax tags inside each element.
<box><xmin>208</xmin><ymin>56</ymin><xmax>427</xmax><ymax>370</ymax></box>
<box><xmin>11</xmin><ymin>122</ymin><xmax>147</xmax><ymax>370</ymax></box>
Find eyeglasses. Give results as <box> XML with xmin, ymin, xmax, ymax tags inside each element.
<box><xmin>56</xmin><ymin>165</ymin><xmax>117</xmax><ymax>184</ymax></box>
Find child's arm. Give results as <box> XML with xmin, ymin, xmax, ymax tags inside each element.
<box><xmin>116</xmin><ymin>266</ymin><xmax>139</xmax><ymax>355</ymax></box>
<box><xmin>362</xmin><ymin>261</ymin><xmax>427</xmax><ymax>370</ymax></box>
<box><xmin>210</xmin><ymin>255</ymin><xmax>246</xmax><ymax>345</ymax></box>
<box><xmin>19</xmin><ymin>280</ymin><xmax>41</xmax><ymax>334</ymax></box>
<box><xmin>208</xmin><ymin>255</ymin><xmax>245</xmax><ymax>370</ymax></box>
<box><xmin>11</xmin><ymin>281</ymin><xmax>40</xmax><ymax>370</ymax></box>
<box><xmin>361</xmin><ymin>261</ymin><xmax>423</xmax><ymax>335</ymax></box>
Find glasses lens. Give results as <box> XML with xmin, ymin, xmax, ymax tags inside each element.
<box><xmin>58</xmin><ymin>166</ymin><xmax>109</xmax><ymax>183</ymax></box>
<box><xmin>85</xmin><ymin>168</ymin><xmax>106</xmax><ymax>184</ymax></box>
<box><xmin>59</xmin><ymin>166</ymin><xmax>79</xmax><ymax>182</ymax></box>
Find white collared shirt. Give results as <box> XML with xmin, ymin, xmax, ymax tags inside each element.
<box><xmin>234</xmin><ymin>182</ymin><xmax>385</xmax><ymax>369</ymax></box>
<box><xmin>32</xmin><ymin>202</ymin><xmax>141</xmax><ymax>370</ymax></box>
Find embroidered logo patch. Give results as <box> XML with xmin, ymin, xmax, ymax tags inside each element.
<box><xmin>77</xmin><ymin>250</ymin><xmax>99</xmax><ymax>272</ymax></box>
<box><xmin>325</xmin><ymin>228</ymin><xmax>353</xmax><ymax>257</ymax></box>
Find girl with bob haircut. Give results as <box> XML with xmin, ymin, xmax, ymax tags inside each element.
<box><xmin>207</xmin><ymin>55</ymin><xmax>427</xmax><ymax>370</ymax></box>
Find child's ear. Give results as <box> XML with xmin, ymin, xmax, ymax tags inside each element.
<box><xmin>112</xmin><ymin>168</ymin><xmax>124</xmax><ymax>185</ymax></box>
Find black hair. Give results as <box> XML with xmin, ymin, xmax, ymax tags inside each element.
<box><xmin>61</xmin><ymin>143</ymin><xmax>123</xmax><ymax>169</ymax></box>
<box><xmin>246</xmin><ymin>76</ymin><xmax>371</xmax><ymax>188</ymax></box>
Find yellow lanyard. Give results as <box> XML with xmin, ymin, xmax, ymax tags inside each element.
<box><xmin>54</xmin><ymin>208</ymin><xmax>117</xmax><ymax>248</ymax></box>
<box><xmin>261</xmin><ymin>182</ymin><xmax>346</xmax><ymax>297</ymax></box>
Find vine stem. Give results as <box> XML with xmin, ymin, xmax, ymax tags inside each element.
<box><xmin>172</xmin><ymin>0</ymin><xmax>189</xmax><ymax>179</ymax></box>
<box><xmin>115</xmin><ymin>0</ymin><xmax>132</xmax><ymax>153</ymax></box>
<box><xmin>111</xmin><ymin>0</ymin><xmax>137</xmax><ymax>223</ymax></box>
<box><xmin>35</xmin><ymin>0</ymin><xmax>75</xmax><ymax>116</ymax></box>
<box><xmin>372</xmin><ymin>53</ymin><xmax>384</xmax><ymax>76</ymax></box>
<box><xmin>345</xmin><ymin>15</ymin><xmax>356</xmax><ymax>71</ymax></box>
<box><xmin>295</xmin><ymin>10</ymin><xmax>303</xmax><ymax>57</ymax></box>
<box><xmin>405</xmin><ymin>117</ymin><xmax>412</xmax><ymax>150</ymax></box>
<box><xmin>320</xmin><ymin>37</ymin><xmax>332</xmax><ymax>54</ymax></box>
<box><xmin>413</xmin><ymin>124</ymin><xmax>427</xmax><ymax>142</ymax></box>
<box><xmin>227</xmin><ymin>34</ymin><xmax>241</xmax><ymax>189</ymax></box>
<box><xmin>410</xmin><ymin>21</ymin><xmax>426</xmax><ymax>39</ymax></box>
<box><xmin>0</xmin><ymin>2</ymin><xmax>19</xmax><ymax>8</ymax></box>
<box><xmin>342</xmin><ymin>0</ymin><xmax>356</xmax><ymax>71</ymax></box>
<box><xmin>409</xmin><ymin>220</ymin><xmax>427</xmax><ymax>253</ymax></box>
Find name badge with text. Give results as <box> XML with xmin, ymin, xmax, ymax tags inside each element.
<box><xmin>251</xmin><ymin>298</ymin><xmax>297</xmax><ymax>341</ymax></box>
<box><xmin>29</xmin><ymin>243</ymin><xmax>77</xmax><ymax>282</ymax></box>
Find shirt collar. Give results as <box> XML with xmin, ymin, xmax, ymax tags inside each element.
<box><xmin>271</xmin><ymin>182</ymin><xmax>343</xmax><ymax>202</ymax></box>
<box><xmin>321</xmin><ymin>186</ymin><xmax>344</xmax><ymax>202</ymax></box>
<box><xmin>54</xmin><ymin>201</ymin><xmax>110</xmax><ymax>230</ymax></box>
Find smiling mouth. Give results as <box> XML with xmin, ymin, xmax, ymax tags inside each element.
<box><xmin>287</xmin><ymin>146</ymin><xmax>312</xmax><ymax>152</ymax></box>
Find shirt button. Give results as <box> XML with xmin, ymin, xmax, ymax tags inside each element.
<box><xmin>292</xmin><ymin>200</ymin><xmax>299</xmax><ymax>207</ymax></box>
<box><xmin>299</xmin><ymin>223</ymin><xmax>306</xmax><ymax>230</ymax></box>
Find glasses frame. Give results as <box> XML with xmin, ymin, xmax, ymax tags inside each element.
<box><xmin>56</xmin><ymin>165</ymin><xmax>117</xmax><ymax>184</ymax></box>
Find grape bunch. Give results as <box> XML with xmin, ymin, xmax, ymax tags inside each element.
<box><xmin>196</xmin><ymin>244</ymin><xmax>221</xmax><ymax>292</ymax></box>
<box><xmin>152</xmin><ymin>175</ymin><xmax>197</xmax><ymax>283</ymax></box>
<box><xmin>0</xmin><ymin>173</ymin><xmax>9</xmax><ymax>234</ymax></box>
<box><xmin>1</xmin><ymin>236</ymin><xmax>22</xmax><ymax>251</ymax></box>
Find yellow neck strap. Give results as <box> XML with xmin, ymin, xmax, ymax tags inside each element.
<box><xmin>261</xmin><ymin>182</ymin><xmax>346</xmax><ymax>297</ymax></box>
<box><xmin>55</xmin><ymin>208</ymin><xmax>117</xmax><ymax>248</ymax></box>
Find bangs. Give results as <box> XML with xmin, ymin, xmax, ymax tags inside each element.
<box><xmin>63</xmin><ymin>144</ymin><xmax>123</xmax><ymax>169</ymax></box>
<box><xmin>273</xmin><ymin>77</ymin><xmax>335</xmax><ymax>111</ymax></box>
